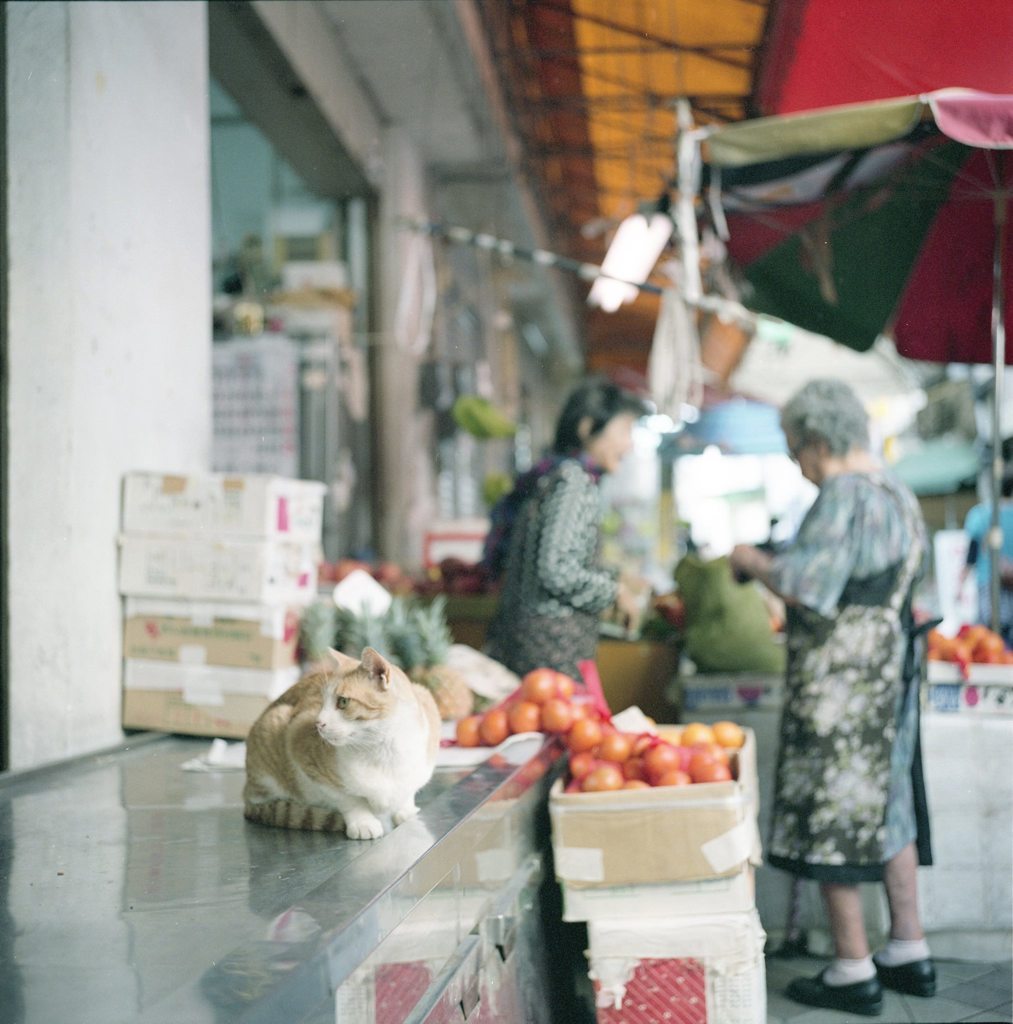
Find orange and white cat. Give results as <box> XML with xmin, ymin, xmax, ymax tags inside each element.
<box><xmin>244</xmin><ymin>647</ymin><xmax>441</xmax><ymax>839</ymax></box>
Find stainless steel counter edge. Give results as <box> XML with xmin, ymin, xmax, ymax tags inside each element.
<box><xmin>164</xmin><ymin>734</ymin><xmax>563</xmax><ymax>1023</ymax></box>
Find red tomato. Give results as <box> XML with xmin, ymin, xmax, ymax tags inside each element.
<box><xmin>520</xmin><ymin>669</ymin><xmax>559</xmax><ymax>704</ymax></box>
<box><xmin>643</xmin><ymin>742</ymin><xmax>681</xmax><ymax>782</ymax></box>
<box><xmin>632</xmin><ymin>734</ymin><xmax>655</xmax><ymax>757</ymax></box>
<box><xmin>691</xmin><ymin>760</ymin><xmax>733</xmax><ymax>784</ymax></box>
<box><xmin>567</xmin><ymin>717</ymin><xmax>603</xmax><ymax>753</ymax></box>
<box><xmin>541</xmin><ymin>698</ymin><xmax>575</xmax><ymax>734</ymax></box>
<box><xmin>479</xmin><ymin>708</ymin><xmax>509</xmax><ymax>747</ymax></box>
<box><xmin>507</xmin><ymin>700</ymin><xmax>542</xmax><ymax>734</ymax></box>
<box><xmin>569</xmin><ymin>701</ymin><xmax>589</xmax><ymax>721</ymax></box>
<box><xmin>569</xmin><ymin>751</ymin><xmax>598</xmax><ymax>781</ymax></box>
<box><xmin>687</xmin><ymin>748</ymin><xmax>716</xmax><ymax>782</ymax></box>
<box><xmin>598</xmin><ymin>732</ymin><xmax>633</xmax><ymax>764</ymax></box>
<box><xmin>623</xmin><ymin>779</ymin><xmax>651</xmax><ymax>790</ymax></box>
<box><xmin>555</xmin><ymin>673</ymin><xmax>576</xmax><ymax>699</ymax></box>
<box><xmin>581</xmin><ymin>764</ymin><xmax>624</xmax><ymax>792</ymax></box>
<box><xmin>674</xmin><ymin>746</ymin><xmax>693</xmax><ymax>772</ymax></box>
<box><xmin>455</xmin><ymin>715</ymin><xmax>482</xmax><ymax>748</ymax></box>
<box><xmin>690</xmin><ymin>742</ymin><xmax>730</xmax><ymax>766</ymax></box>
<box><xmin>622</xmin><ymin>757</ymin><xmax>647</xmax><ymax>781</ymax></box>
<box><xmin>654</xmin><ymin>769</ymin><xmax>692</xmax><ymax>787</ymax></box>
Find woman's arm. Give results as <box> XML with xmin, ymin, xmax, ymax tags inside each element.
<box><xmin>729</xmin><ymin>545</ymin><xmax>799</xmax><ymax>606</ymax></box>
<box><xmin>535</xmin><ymin>465</ymin><xmax>619</xmax><ymax>613</ymax></box>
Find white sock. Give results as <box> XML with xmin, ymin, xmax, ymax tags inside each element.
<box><xmin>874</xmin><ymin>937</ymin><xmax>931</xmax><ymax>966</ymax></box>
<box><xmin>823</xmin><ymin>956</ymin><xmax>876</xmax><ymax>986</ymax></box>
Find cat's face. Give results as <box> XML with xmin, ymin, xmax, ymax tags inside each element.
<box><xmin>315</xmin><ymin>648</ymin><xmax>400</xmax><ymax>746</ymax></box>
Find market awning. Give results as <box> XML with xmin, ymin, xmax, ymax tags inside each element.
<box><xmin>692</xmin><ymin>89</ymin><xmax>1013</xmax><ymax>364</ymax></box>
<box><xmin>756</xmin><ymin>0</ymin><xmax>1013</xmax><ymax>116</ymax></box>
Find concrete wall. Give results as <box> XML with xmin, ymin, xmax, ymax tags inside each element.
<box><xmin>5</xmin><ymin>1</ymin><xmax>211</xmax><ymax>769</ymax></box>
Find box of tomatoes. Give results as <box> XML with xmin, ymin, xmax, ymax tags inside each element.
<box><xmin>549</xmin><ymin>727</ymin><xmax>760</xmax><ymax>887</ymax></box>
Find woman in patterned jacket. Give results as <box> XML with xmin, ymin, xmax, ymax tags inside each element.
<box><xmin>731</xmin><ymin>378</ymin><xmax>934</xmax><ymax>1018</ymax></box>
<box><xmin>483</xmin><ymin>377</ymin><xmax>647</xmax><ymax>680</ymax></box>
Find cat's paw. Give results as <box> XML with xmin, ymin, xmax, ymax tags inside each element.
<box><xmin>344</xmin><ymin>812</ymin><xmax>384</xmax><ymax>840</ymax></box>
<box><xmin>392</xmin><ymin>803</ymin><xmax>419</xmax><ymax>826</ymax></box>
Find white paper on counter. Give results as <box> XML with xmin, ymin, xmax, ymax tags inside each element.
<box><xmin>181</xmin><ymin>738</ymin><xmax>247</xmax><ymax>772</ymax></box>
<box><xmin>435</xmin><ymin>730</ymin><xmax>543</xmax><ymax>768</ymax></box>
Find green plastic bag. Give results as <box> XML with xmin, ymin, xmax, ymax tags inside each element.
<box><xmin>674</xmin><ymin>554</ymin><xmax>786</xmax><ymax>674</ymax></box>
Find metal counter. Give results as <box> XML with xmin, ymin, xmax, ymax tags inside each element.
<box><xmin>0</xmin><ymin>733</ymin><xmax>566</xmax><ymax>1024</ymax></box>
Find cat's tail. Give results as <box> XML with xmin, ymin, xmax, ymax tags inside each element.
<box><xmin>244</xmin><ymin>799</ymin><xmax>344</xmax><ymax>832</ymax></box>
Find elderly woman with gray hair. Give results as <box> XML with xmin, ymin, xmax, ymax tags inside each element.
<box><xmin>731</xmin><ymin>379</ymin><xmax>934</xmax><ymax>1017</ymax></box>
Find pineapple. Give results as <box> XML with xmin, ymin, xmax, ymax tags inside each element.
<box><xmin>385</xmin><ymin>597</ymin><xmax>424</xmax><ymax>671</ymax></box>
<box><xmin>299</xmin><ymin>599</ymin><xmax>338</xmax><ymax>663</ymax></box>
<box><xmin>408</xmin><ymin>596</ymin><xmax>475</xmax><ymax>721</ymax></box>
<box><xmin>335</xmin><ymin>603</ymin><xmax>391</xmax><ymax>660</ymax></box>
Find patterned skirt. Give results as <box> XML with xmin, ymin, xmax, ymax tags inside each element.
<box><xmin>767</xmin><ymin>605</ymin><xmax>931</xmax><ymax>883</ymax></box>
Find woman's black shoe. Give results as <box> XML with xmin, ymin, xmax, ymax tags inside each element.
<box><xmin>786</xmin><ymin>971</ymin><xmax>884</xmax><ymax>1016</ymax></box>
<box><xmin>874</xmin><ymin>957</ymin><xmax>937</xmax><ymax>997</ymax></box>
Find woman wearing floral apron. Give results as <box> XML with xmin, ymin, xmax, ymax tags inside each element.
<box><xmin>732</xmin><ymin>379</ymin><xmax>935</xmax><ymax>1018</ymax></box>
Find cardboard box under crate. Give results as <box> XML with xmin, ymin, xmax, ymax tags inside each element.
<box><xmin>122</xmin><ymin>471</ymin><xmax>326</xmax><ymax>541</ymax></box>
<box><xmin>561</xmin><ymin>864</ymin><xmax>755</xmax><ymax>923</ymax></box>
<box><xmin>587</xmin><ymin>910</ymin><xmax>766</xmax><ymax>1024</ymax></box>
<box><xmin>550</xmin><ymin>729</ymin><xmax>759</xmax><ymax>887</ymax></box>
<box><xmin>123</xmin><ymin>659</ymin><xmax>300</xmax><ymax>738</ymax></box>
<box><xmin>118</xmin><ymin>534</ymin><xmax>320</xmax><ymax>605</ymax></box>
<box><xmin>123</xmin><ymin>598</ymin><xmax>300</xmax><ymax>669</ymax></box>
<box><xmin>926</xmin><ymin>661</ymin><xmax>1013</xmax><ymax>714</ymax></box>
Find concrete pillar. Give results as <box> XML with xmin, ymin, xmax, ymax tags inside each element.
<box><xmin>375</xmin><ymin>126</ymin><xmax>436</xmax><ymax>567</ymax></box>
<box><xmin>5</xmin><ymin>1</ymin><xmax>211</xmax><ymax>769</ymax></box>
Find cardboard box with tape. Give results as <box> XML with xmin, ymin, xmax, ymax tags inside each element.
<box><xmin>561</xmin><ymin>865</ymin><xmax>755</xmax><ymax>923</ymax></box>
<box><xmin>122</xmin><ymin>659</ymin><xmax>300</xmax><ymax>739</ymax></box>
<box><xmin>549</xmin><ymin>729</ymin><xmax>760</xmax><ymax>887</ymax></box>
<box><xmin>123</xmin><ymin>598</ymin><xmax>300</xmax><ymax>670</ymax></box>
<box><xmin>118</xmin><ymin>533</ymin><xmax>320</xmax><ymax>605</ymax></box>
<box><xmin>122</xmin><ymin>472</ymin><xmax>326</xmax><ymax>542</ymax></box>
<box><xmin>587</xmin><ymin>910</ymin><xmax>766</xmax><ymax>1024</ymax></box>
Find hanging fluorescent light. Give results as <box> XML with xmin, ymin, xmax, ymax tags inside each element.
<box><xmin>587</xmin><ymin>202</ymin><xmax>674</xmax><ymax>312</ymax></box>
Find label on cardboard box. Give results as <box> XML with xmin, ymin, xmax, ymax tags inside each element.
<box><xmin>555</xmin><ymin>847</ymin><xmax>606</xmax><ymax>883</ymax></box>
<box><xmin>926</xmin><ymin>682</ymin><xmax>1013</xmax><ymax>715</ymax></box>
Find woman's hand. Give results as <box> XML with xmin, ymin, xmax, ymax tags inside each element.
<box><xmin>730</xmin><ymin>544</ymin><xmax>766</xmax><ymax>582</ymax></box>
<box><xmin>615</xmin><ymin>578</ymin><xmax>648</xmax><ymax>634</ymax></box>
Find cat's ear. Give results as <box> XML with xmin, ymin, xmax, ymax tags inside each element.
<box><xmin>327</xmin><ymin>648</ymin><xmax>360</xmax><ymax>674</ymax></box>
<box><xmin>360</xmin><ymin>648</ymin><xmax>392</xmax><ymax>691</ymax></box>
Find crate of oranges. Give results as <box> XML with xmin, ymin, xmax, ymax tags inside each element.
<box><xmin>548</xmin><ymin>718</ymin><xmax>759</xmax><ymax>888</ymax></box>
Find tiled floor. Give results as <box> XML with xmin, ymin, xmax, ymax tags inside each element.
<box><xmin>766</xmin><ymin>954</ymin><xmax>1013</xmax><ymax>1023</ymax></box>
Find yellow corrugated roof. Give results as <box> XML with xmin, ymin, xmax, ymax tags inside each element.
<box><xmin>572</xmin><ymin>0</ymin><xmax>767</xmax><ymax>223</ymax></box>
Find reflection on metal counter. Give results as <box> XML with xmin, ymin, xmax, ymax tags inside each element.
<box><xmin>0</xmin><ymin>732</ymin><xmax>567</xmax><ymax>1023</ymax></box>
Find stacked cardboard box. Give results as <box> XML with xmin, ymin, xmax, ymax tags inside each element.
<box><xmin>549</xmin><ymin>729</ymin><xmax>767</xmax><ymax>1024</ymax></box>
<box><xmin>118</xmin><ymin>471</ymin><xmax>326</xmax><ymax>738</ymax></box>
